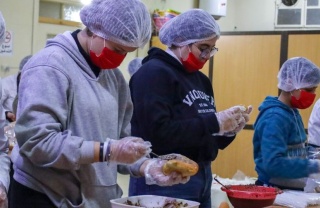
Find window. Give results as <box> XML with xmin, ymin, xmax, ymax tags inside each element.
<box><xmin>39</xmin><ymin>0</ymin><xmax>83</xmax><ymax>27</ymax></box>
<box><xmin>275</xmin><ymin>0</ymin><xmax>320</xmax><ymax>28</ymax></box>
<box><xmin>306</xmin><ymin>0</ymin><xmax>320</xmax><ymax>26</ymax></box>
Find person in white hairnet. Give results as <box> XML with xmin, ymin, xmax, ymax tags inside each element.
<box><xmin>308</xmin><ymin>97</ymin><xmax>320</xmax><ymax>148</ymax></box>
<box><xmin>1</xmin><ymin>55</ymin><xmax>32</xmax><ymax>123</ymax></box>
<box><xmin>0</xmin><ymin>11</ymin><xmax>10</xmax><ymax>208</ymax></box>
<box><xmin>9</xmin><ymin>0</ymin><xmax>189</xmax><ymax>207</ymax></box>
<box><xmin>253</xmin><ymin>57</ymin><xmax>320</xmax><ymax>191</ymax></box>
<box><xmin>128</xmin><ymin>9</ymin><xmax>252</xmax><ymax>208</ymax></box>
<box><xmin>128</xmin><ymin>57</ymin><xmax>143</xmax><ymax>77</ymax></box>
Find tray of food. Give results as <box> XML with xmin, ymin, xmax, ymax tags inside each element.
<box><xmin>110</xmin><ymin>195</ymin><xmax>200</xmax><ymax>208</ymax></box>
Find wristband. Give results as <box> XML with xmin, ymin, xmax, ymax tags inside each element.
<box><xmin>99</xmin><ymin>142</ymin><xmax>104</xmax><ymax>162</ymax></box>
<box><xmin>105</xmin><ymin>141</ymin><xmax>112</xmax><ymax>165</ymax></box>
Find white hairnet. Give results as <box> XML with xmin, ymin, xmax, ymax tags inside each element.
<box><xmin>128</xmin><ymin>57</ymin><xmax>143</xmax><ymax>76</ymax></box>
<box><xmin>277</xmin><ymin>57</ymin><xmax>320</xmax><ymax>92</ymax></box>
<box><xmin>0</xmin><ymin>12</ymin><xmax>6</xmax><ymax>45</ymax></box>
<box><xmin>80</xmin><ymin>0</ymin><xmax>151</xmax><ymax>48</ymax></box>
<box><xmin>159</xmin><ymin>9</ymin><xmax>220</xmax><ymax>47</ymax></box>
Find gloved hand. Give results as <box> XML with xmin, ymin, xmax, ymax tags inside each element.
<box><xmin>0</xmin><ymin>182</ymin><xmax>8</xmax><ymax>208</ymax></box>
<box><xmin>143</xmin><ymin>159</ymin><xmax>190</xmax><ymax>186</ymax></box>
<box><xmin>241</xmin><ymin>105</ymin><xmax>253</xmax><ymax>122</ymax></box>
<box><xmin>110</xmin><ymin>137</ymin><xmax>152</xmax><ymax>164</ymax></box>
<box><xmin>309</xmin><ymin>173</ymin><xmax>320</xmax><ymax>180</ymax></box>
<box><xmin>233</xmin><ymin>105</ymin><xmax>253</xmax><ymax>134</ymax></box>
<box><xmin>307</xmin><ymin>146</ymin><xmax>320</xmax><ymax>160</ymax></box>
<box><xmin>309</xmin><ymin>160</ymin><xmax>320</xmax><ymax>179</ymax></box>
<box><xmin>215</xmin><ymin>106</ymin><xmax>243</xmax><ymax>134</ymax></box>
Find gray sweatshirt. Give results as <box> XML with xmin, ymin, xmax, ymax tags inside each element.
<box><xmin>11</xmin><ymin>31</ymin><xmax>140</xmax><ymax>208</ymax></box>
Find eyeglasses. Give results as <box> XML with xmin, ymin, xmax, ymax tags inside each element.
<box><xmin>192</xmin><ymin>44</ymin><xmax>219</xmax><ymax>59</ymax></box>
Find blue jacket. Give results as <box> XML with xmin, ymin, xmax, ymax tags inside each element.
<box><xmin>253</xmin><ymin>96</ymin><xmax>318</xmax><ymax>185</ymax></box>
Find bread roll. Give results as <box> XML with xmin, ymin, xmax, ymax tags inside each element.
<box><xmin>162</xmin><ymin>159</ymin><xmax>199</xmax><ymax>177</ymax></box>
<box><xmin>218</xmin><ymin>202</ymin><xmax>229</xmax><ymax>208</ymax></box>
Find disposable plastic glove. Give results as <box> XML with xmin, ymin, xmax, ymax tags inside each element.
<box><xmin>309</xmin><ymin>160</ymin><xmax>320</xmax><ymax>179</ymax></box>
<box><xmin>307</xmin><ymin>146</ymin><xmax>320</xmax><ymax>160</ymax></box>
<box><xmin>144</xmin><ymin>159</ymin><xmax>190</xmax><ymax>186</ymax></box>
<box><xmin>0</xmin><ymin>182</ymin><xmax>8</xmax><ymax>208</ymax></box>
<box><xmin>309</xmin><ymin>173</ymin><xmax>320</xmax><ymax>180</ymax></box>
<box><xmin>241</xmin><ymin>105</ymin><xmax>253</xmax><ymax>122</ymax></box>
<box><xmin>215</xmin><ymin>106</ymin><xmax>243</xmax><ymax>134</ymax></box>
<box><xmin>110</xmin><ymin>137</ymin><xmax>152</xmax><ymax>164</ymax></box>
<box><xmin>233</xmin><ymin>105</ymin><xmax>253</xmax><ymax>134</ymax></box>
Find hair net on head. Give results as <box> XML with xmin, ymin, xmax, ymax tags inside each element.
<box><xmin>277</xmin><ymin>57</ymin><xmax>320</xmax><ymax>92</ymax></box>
<box><xmin>19</xmin><ymin>55</ymin><xmax>32</xmax><ymax>71</ymax></box>
<box><xmin>0</xmin><ymin>12</ymin><xmax>6</xmax><ymax>45</ymax></box>
<box><xmin>128</xmin><ymin>57</ymin><xmax>143</xmax><ymax>76</ymax></box>
<box><xmin>80</xmin><ymin>0</ymin><xmax>151</xmax><ymax>48</ymax></box>
<box><xmin>159</xmin><ymin>9</ymin><xmax>220</xmax><ymax>47</ymax></box>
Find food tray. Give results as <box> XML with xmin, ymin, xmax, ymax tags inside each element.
<box><xmin>110</xmin><ymin>195</ymin><xmax>200</xmax><ymax>208</ymax></box>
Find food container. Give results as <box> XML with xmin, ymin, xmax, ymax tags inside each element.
<box><xmin>221</xmin><ymin>185</ymin><xmax>281</xmax><ymax>208</ymax></box>
<box><xmin>110</xmin><ymin>195</ymin><xmax>200</xmax><ymax>208</ymax></box>
<box><xmin>211</xmin><ymin>175</ymin><xmax>256</xmax><ymax>208</ymax></box>
<box><xmin>152</xmin><ymin>9</ymin><xmax>180</xmax><ymax>32</ymax></box>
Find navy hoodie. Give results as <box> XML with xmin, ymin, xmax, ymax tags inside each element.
<box><xmin>129</xmin><ymin>47</ymin><xmax>235</xmax><ymax>162</ymax></box>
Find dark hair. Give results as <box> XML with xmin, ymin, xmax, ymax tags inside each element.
<box><xmin>19</xmin><ymin>55</ymin><xmax>32</xmax><ymax>71</ymax></box>
<box><xmin>16</xmin><ymin>72</ymin><xmax>21</xmax><ymax>92</ymax></box>
<box><xmin>86</xmin><ymin>28</ymin><xmax>94</xmax><ymax>37</ymax></box>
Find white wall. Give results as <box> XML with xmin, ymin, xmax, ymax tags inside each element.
<box><xmin>216</xmin><ymin>0</ymin><xmax>276</xmax><ymax>31</ymax></box>
<box><xmin>0</xmin><ymin>0</ymin><xmax>34</xmax><ymax>77</ymax></box>
<box><xmin>0</xmin><ymin>0</ymin><xmax>81</xmax><ymax>78</ymax></box>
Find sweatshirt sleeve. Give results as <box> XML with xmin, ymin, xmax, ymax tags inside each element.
<box><xmin>15</xmin><ymin>65</ymin><xmax>90</xmax><ymax>170</ymax></box>
<box><xmin>0</xmin><ymin>79</ymin><xmax>10</xmax><ymax>192</ymax></box>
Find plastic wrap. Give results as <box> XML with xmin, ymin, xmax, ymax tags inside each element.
<box><xmin>4</xmin><ymin>122</ymin><xmax>16</xmax><ymax>150</ymax></box>
<box><xmin>307</xmin><ymin>145</ymin><xmax>320</xmax><ymax>159</ymax></box>
<box><xmin>274</xmin><ymin>190</ymin><xmax>320</xmax><ymax>208</ymax></box>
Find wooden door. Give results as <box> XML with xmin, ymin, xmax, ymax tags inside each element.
<box><xmin>288</xmin><ymin>34</ymin><xmax>320</xmax><ymax>128</ymax></box>
<box><xmin>211</xmin><ymin>35</ymin><xmax>282</xmax><ymax>178</ymax></box>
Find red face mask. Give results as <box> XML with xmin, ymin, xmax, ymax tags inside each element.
<box><xmin>180</xmin><ymin>47</ymin><xmax>207</xmax><ymax>73</ymax></box>
<box><xmin>290</xmin><ymin>90</ymin><xmax>316</xmax><ymax>109</ymax></box>
<box><xmin>89</xmin><ymin>38</ymin><xmax>126</xmax><ymax>69</ymax></box>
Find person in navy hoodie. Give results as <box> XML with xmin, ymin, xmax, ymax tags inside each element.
<box><xmin>129</xmin><ymin>9</ymin><xmax>252</xmax><ymax>208</ymax></box>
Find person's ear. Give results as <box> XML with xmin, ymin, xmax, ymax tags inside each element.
<box><xmin>290</xmin><ymin>89</ymin><xmax>301</xmax><ymax>98</ymax></box>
